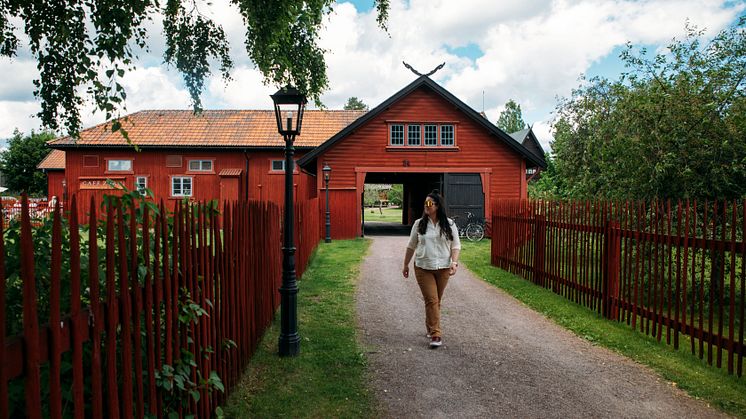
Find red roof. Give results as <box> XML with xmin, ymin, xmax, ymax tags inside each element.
<box><xmin>49</xmin><ymin>110</ymin><xmax>367</xmax><ymax>149</ymax></box>
<box><xmin>37</xmin><ymin>149</ymin><xmax>65</xmax><ymax>170</ymax></box>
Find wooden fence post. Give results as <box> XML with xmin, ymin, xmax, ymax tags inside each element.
<box><xmin>533</xmin><ymin>214</ymin><xmax>546</xmax><ymax>287</ymax></box>
<box><xmin>603</xmin><ymin>220</ymin><xmax>621</xmax><ymax>319</ymax></box>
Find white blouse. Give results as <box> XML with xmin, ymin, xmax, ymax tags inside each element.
<box><xmin>406</xmin><ymin>217</ymin><xmax>461</xmax><ymax>270</ymax></box>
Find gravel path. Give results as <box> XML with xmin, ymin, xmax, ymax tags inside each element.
<box><xmin>356</xmin><ymin>235</ymin><xmax>725</xmax><ymax>418</ymax></box>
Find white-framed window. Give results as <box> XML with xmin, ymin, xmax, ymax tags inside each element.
<box><xmin>188</xmin><ymin>159</ymin><xmax>213</xmax><ymax>171</ymax></box>
<box><xmin>407</xmin><ymin>124</ymin><xmax>421</xmax><ymax>146</ymax></box>
<box><xmin>440</xmin><ymin>125</ymin><xmax>454</xmax><ymax>146</ymax></box>
<box><xmin>172</xmin><ymin>177</ymin><xmax>192</xmax><ymax>197</ymax></box>
<box><xmin>424</xmin><ymin>124</ymin><xmax>437</xmax><ymax>146</ymax></box>
<box><xmin>107</xmin><ymin>159</ymin><xmax>132</xmax><ymax>171</ymax></box>
<box><xmin>390</xmin><ymin>124</ymin><xmax>404</xmax><ymax>146</ymax></box>
<box><xmin>136</xmin><ymin>176</ymin><xmax>148</xmax><ymax>196</ymax></box>
<box><xmin>271</xmin><ymin>159</ymin><xmax>296</xmax><ymax>172</ymax></box>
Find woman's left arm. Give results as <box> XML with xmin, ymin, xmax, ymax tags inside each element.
<box><xmin>449</xmin><ymin>220</ymin><xmax>461</xmax><ymax>275</ymax></box>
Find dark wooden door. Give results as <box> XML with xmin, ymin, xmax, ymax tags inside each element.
<box><xmin>444</xmin><ymin>173</ymin><xmax>484</xmax><ymax>229</ymax></box>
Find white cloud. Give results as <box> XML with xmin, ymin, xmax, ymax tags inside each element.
<box><xmin>0</xmin><ymin>101</ymin><xmax>42</xmax><ymax>139</ymax></box>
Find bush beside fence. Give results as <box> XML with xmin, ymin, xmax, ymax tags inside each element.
<box><xmin>0</xmin><ymin>191</ymin><xmax>322</xmax><ymax>418</ymax></box>
<box><xmin>492</xmin><ymin>199</ymin><xmax>745</xmax><ymax>377</ymax></box>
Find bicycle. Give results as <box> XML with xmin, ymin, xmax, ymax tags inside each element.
<box><xmin>453</xmin><ymin>211</ymin><xmax>485</xmax><ymax>242</ymax></box>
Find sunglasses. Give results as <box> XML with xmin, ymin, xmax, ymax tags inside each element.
<box><xmin>425</xmin><ymin>201</ymin><xmax>435</xmax><ymax>207</ymax></box>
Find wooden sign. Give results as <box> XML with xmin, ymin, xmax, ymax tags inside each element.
<box><xmin>79</xmin><ymin>177</ymin><xmax>125</xmax><ymax>190</ymax></box>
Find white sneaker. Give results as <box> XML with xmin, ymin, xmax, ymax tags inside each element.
<box><xmin>429</xmin><ymin>337</ymin><xmax>442</xmax><ymax>348</ymax></box>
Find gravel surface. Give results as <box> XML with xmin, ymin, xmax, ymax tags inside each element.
<box><xmin>356</xmin><ymin>235</ymin><xmax>725</xmax><ymax>419</ymax></box>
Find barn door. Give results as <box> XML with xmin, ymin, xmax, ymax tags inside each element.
<box><xmin>443</xmin><ymin>173</ymin><xmax>484</xmax><ymax>229</ymax></box>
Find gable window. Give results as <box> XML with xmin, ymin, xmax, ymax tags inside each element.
<box><xmin>271</xmin><ymin>159</ymin><xmax>296</xmax><ymax>172</ymax></box>
<box><xmin>407</xmin><ymin>125</ymin><xmax>421</xmax><ymax>146</ymax></box>
<box><xmin>172</xmin><ymin>177</ymin><xmax>192</xmax><ymax>197</ymax></box>
<box><xmin>107</xmin><ymin>159</ymin><xmax>132</xmax><ymax>172</ymax></box>
<box><xmin>440</xmin><ymin>125</ymin><xmax>454</xmax><ymax>146</ymax></box>
<box><xmin>136</xmin><ymin>176</ymin><xmax>148</xmax><ymax>196</ymax></box>
<box><xmin>188</xmin><ymin>159</ymin><xmax>213</xmax><ymax>172</ymax></box>
<box><xmin>424</xmin><ymin>124</ymin><xmax>437</xmax><ymax>146</ymax></box>
<box><xmin>390</xmin><ymin>124</ymin><xmax>404</xmax><ymax>146</ymax></box>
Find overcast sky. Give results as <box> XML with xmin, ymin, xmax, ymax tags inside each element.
<box><xmin>0</xmin><ymin>0</ymin><xmax>742</xmax><ymax>151</ymax></box>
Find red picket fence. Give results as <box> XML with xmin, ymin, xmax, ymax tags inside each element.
<box><xmin>0</xmin><ymin>192</ymin><xmax>313</xmax><ymax>417</ymax></box>
<box><xmin>492</xmin><ymin>199</ymin><xmax>745</xmax><ymax>377</ymax></box>
<box><xmin>295</xmin><ymin>198</ymin><xmax>320</xmax><ymax>280</ymax></box>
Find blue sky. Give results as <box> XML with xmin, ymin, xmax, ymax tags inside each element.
<box><xmin>0</xmin><ymin>0</ymin><xmax>743</xmax><ymax>151</ymax></box>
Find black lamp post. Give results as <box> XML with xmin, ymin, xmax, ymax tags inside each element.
<box><xmin>271</xmin><ymin>85</ymin><xmax>306</xmax><ymax>357</ymax></box>
<box><xmin>323</xmin><ymin>163</ymin><xmax>332</xmax><ymax>243</ymax></box>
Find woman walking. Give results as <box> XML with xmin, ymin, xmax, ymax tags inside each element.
<box><xmin>402</xmin><ymin>190</ymin><xmax>461</xmax><ymax>348</ymax></box>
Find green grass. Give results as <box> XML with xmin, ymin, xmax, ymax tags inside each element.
<box><xmin>461</xmin><ymin>239</ymin><xmax>746</xmax><ymax>418</ymax></box>
<box><xmin>223</xmin><ymin>239</ymin><xmax>377</xmax><ymax>418</ymax></box>
<box><xmin>363</xmin><ymin>207</ymin><xmax>403</xmax><ymax>223</ymax></box>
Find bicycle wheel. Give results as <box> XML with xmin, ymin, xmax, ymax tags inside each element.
<box><xmin>465</xmin><ymin>224</ymin><xmax>484</xmax><ymax>242</ymax></box>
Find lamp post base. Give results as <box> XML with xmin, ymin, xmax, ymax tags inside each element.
<box><xmin>278</xmin><ymin>334</ymin><xmax>301</xmax><ymax>357</ymax></box>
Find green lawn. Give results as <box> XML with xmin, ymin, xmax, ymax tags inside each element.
<box><xmin>363</xmin><ymin>207</ymin><xmax>403</xmax><ymax>223</ymax></box>
<box><xmin>223</xmin><ymin>239</ymin><xmax>377</xmax><ymax>418</ymax></box>
<box><xmin>461</xmin><ymin>239</ymin><xmax>746</xmax><ymax>418</ymax></box>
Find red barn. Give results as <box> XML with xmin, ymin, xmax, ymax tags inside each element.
<box><xmin>298</xmin><ymin>76</ymin><xmax>545</xmax><ymax>238</ymax></box>
<box><xmin>43</xmin><ymin>76</ymin><xmax>545</xmax><ymax>238</ymax></box>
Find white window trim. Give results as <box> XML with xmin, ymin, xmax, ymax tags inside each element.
<box><xmin>188</xmin><ymin>159</ymin><xmax>213</xmax><ymax>172</ymax></box>
<box><xmin>407</xmin><ymin>124</ymin><xmax>421</xmax><ymax>146</ymax></box>
<box><xmin>107</xmin><ymin>159</ymin><xmax>133</xmax><ymax>172</ymax></box>
<box><xmin>136</xmin><ymin>176</ymin><xmax>148</xmax><ymax>196</ymax></box>
<box><xmin>424</xmin><ymin>124</ymin><xmax>438</xmax><ymax>146</ymax></box>
<box><xmin>270</xmin><ymin>159</ymin><xmax>298</xmax><ymax>173</ymax></box>
<box><xmin>440</xmin><ymin>124</ymin><xmax>455</xmax><ymax>146</ymax></box>
<box><xmin>171</xmin><ymin>176</ymin><xmax>193</xmax><ymax>197</ymax></box>
<box><xmin>389</xmin><ymin>124</ymin><xmax>404</xmax><ymax>146</ymax></box>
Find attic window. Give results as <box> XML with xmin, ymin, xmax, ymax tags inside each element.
<box><xmin>390</xmin><ymin>124</ymin><xmax>404</xmax><ymax>146</ymax></box>
<box><xmin>440</xmin><ymin>125</ymin><xmax>454</xmax><ymax>146</ymax></box>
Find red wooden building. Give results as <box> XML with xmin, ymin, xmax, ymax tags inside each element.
<box><xmin>37</xmin><ymin>149</ymin><xmax>65</xmax><ymax>199</ymax></box>
<box><xmin>298</xmin><ymin>76</ymin><xmax>545</xmax><ymax>238</ymax></box>
<box><xmin>43</xmin><ymin>76</ymin><xmax>545</xmax><ymax>239</ymax></box>
<box><xmin>46</xmin><ymin>110</ymin><xmax>364</xmax><ymax>219</ymax></box>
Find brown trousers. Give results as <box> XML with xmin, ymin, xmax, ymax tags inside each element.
<box><xmin>414</xmin><ymin>266</ymin><xmax>450</xmax><ymax>338</ymax></box>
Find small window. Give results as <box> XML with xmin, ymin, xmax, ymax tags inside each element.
<box><xmin>166</xmin><ymin>155</ymin><xmax>182</xmax><ymax>167</ymax></box>
<box><xmin>440</xmin><ymin>125</ymin><xmax>454</xmax><ymax>146</ymax></box>
<box><xmin>390</xmin><ymin>124</ymin><xmax>404</xmax><ymax>146</ymax></box>
<box><xmin>407</xmin><ymin>125</ymin><xmax>421</xmax><ymax>146</ymax></box>
<box><xmin>188</xmin><ymin>160</ymin><xmax>213</xmax><ymax>171</ymax></box>
<box><xmin>83</xmin><ymin>155</ymin><xmax>99</xmax><ymax>167</ymax></box>
<box><xmin>271</xmin><ymin>160</ymin><xmax>296</xmax><ymax>172</ymax></box>
<box><xmin>424</xmin><ymin>124</ymin><xmax>437</xmax><ymax>146</ymax></box>
<box><xmin>107</xmin><ymin>159</ymin><xmax>132</xmax><ymax>172</ymax></box>
<box><xmin>136</xmin><ymin>176</ymin><xmax>148</xmax><ymax>196</ymax></box>
<box><xmin>172</xmin><ymin>177</ymin><xmax>192</xmax><ymax>197</ymax></box>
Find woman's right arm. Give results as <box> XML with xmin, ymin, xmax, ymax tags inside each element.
<box><xmin>402</xmin><ymin>248</ymin><xmax>415</xmax><ymax>278</ymax></box>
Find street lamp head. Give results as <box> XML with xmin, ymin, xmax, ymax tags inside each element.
<box><xmin>322</xmin><ymin>162</ymin><xmax>331</xmax><ymax>182</ymax></box>
<box><xmin>271</xmin><ymin>85</ymin><xmax>307</xmax><ymax>137</ymax></box>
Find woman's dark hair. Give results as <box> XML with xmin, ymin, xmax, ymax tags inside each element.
<box><xmin>417</xmin><ymin>189</ymin><xmax>454</xmax><ymax>241</ymax></box>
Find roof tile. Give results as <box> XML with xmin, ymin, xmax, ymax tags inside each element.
<box><xmin>37</xmin><ymin>149</ymin><xmax>65</xmax><ymax>170</ymax></box>
<box><xmin>49</xmin><ymin>110</ymin><xmax>367</xmax><ymax>148</ymax></box>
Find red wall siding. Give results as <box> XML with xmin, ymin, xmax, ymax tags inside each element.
<box><xmin>46</xmin><ymin>171</ymin><xmax>65</xmax><ymax>200</ymax></box>
<box><xmin>316</xmin><ymin>87</ymin><xmax>528</xmax><ymax>239</ymax></box>
<box><xmin>62</xmin><ymin>149</ymin><xmax>316</xmax><ymax>219</ymax></box>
